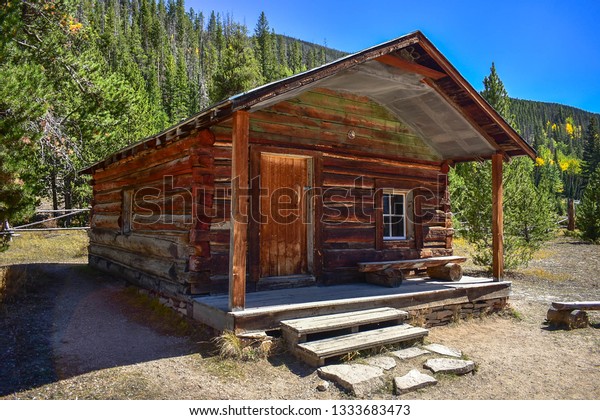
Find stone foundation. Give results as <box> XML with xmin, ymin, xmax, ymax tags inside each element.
<box><xmin>407</xmin><ymin>297</ymin><xmax>509</xmax><ymax>328</ymax></box>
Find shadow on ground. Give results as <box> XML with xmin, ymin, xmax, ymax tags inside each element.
<box><xmin>0</xmin><ymin>263</ymin><xmax>209</xmax><ymax>396</ymax></box>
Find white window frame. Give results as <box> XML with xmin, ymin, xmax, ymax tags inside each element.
<box><xmin>382</xmin><ymin>189</ymin><xmax>406</xmax><ymax>240</ymax></box>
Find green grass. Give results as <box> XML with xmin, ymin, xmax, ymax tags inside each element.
<box><xmin>0</xmin><ymin>230</ymin><xmax>88</xmax><ymax>265</ymax></box>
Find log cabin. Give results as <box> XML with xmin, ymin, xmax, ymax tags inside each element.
<box><xmin>81</xmin><ymin>31</ymin><xmax>535</xmax><ymax>334</ymax></box>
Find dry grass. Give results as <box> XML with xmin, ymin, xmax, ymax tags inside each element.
<box><xmin>114</xmin><ymin>287</ymin><xmax>199</xmax><ymax>338</ymax></box>
<box><xmin>0</xmin><ymin>231</ymin><xmax>88</xmax><ymax>265</ymax></box>
<box><xmin>0</xmin><ymin>265</ymin><xmax>28</xmax><ymax>305</ymax></box>
<box><xmin>212</xmin><ymin>331</ymin><xmax>273</xmax><ymax>361</ymax></box>
<box><xmin>518</xmin><ymin>267</ymin><xmax>570</xmax><ymax>282</ymax></box>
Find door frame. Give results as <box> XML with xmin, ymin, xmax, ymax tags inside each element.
<box><xmin>249</xmin><ymin>145</ymin><xmax>323</xmax><ymax>285</ymax></box>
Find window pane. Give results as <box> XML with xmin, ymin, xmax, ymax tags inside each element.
<box><xmin>392</xmin><ymin>195</ymin><xmax>404</xmax><ymax>216</ymax></box>
<box><xmin>391</xmin><ymin>216</ymin><xmax>405</xmax><ymax>237</ymax></box>
<box><xmin>383</xmin><ymin>194</ymin><xmax>390</xmax><ymax>215</ymax></box>
<box><xmin>383</xmin><ymin>217</ymin><xmax>391</xmax><ymax>238</ymax></box>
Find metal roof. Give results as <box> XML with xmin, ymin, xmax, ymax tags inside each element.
<box><xmin>82</xmin><ymin>31</ymin><xmax>535</xmax><ymax>174</ymax></box>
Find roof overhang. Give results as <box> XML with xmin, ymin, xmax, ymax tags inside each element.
<box><xmin>81</xmin><ymin>31</ymin><xmax>535</xmax><ymax>174</ymax></box>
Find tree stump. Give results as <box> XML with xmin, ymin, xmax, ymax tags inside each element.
<box><xmin>365</xmin><ymin>268</ymin><xmax>405</xmax><ymax>287</ymax></box>
<box><xmin>426</xmin><ymin>263</ymin><xmax>463</xmax><ymax>282</ymax></box>
<box><xmin>546</xmin><ymin>308</ymin><xmax>589</xmax><ymax>329</ymax></box>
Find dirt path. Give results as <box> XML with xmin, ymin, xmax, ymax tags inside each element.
<box><xmin>0</xmin><ymin>264</ymin><xmax>197</xmax><ymax>397</ymax></box>
<box><xmin>1</xmin><ymin>235</ymin><xmax>599</xmax><ymax>400</ymax></box>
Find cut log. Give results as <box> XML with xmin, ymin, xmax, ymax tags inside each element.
<box><xmin>546</xmin><ymin>308</ymin><xmax>589</xmax><ymax>329</ymax></box>
<box><xmin>551</xmin><ymin>301</ymin><xmax>600</xmax><ymax>311</ymax></box>
<box><xmin>365</xmin><ymin>268</ymin><xmax>404</xmax><ymax>287</ymax></box>
<box><xmin>427</xmin><ymin>263</ymin><xmax>463</xmax><ymax>282</ymax></box>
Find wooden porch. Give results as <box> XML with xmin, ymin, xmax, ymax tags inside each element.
<box><xmin>192</xmin><ymin>276</ymin><xmax>511</xmax><ymax>332</ymax></box>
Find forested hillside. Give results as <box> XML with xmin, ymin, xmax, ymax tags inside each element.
<box><xmin>0</xmin><ymin>0</ymin><xmax>345</xmax><ymax>222</ymax></box>
<box><xmin>1</xmin><ymin>1</ymin><xmax>599</xmax><ymax>246</ymax></box>
<box><xmin>510</xmin><ymin>98</ymin><xmax>599</xmax><ymax>158</ymax></box>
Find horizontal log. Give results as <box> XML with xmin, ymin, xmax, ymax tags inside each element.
<box><xmin>250</xmin><ymin>109</ymin><xmax>428</xmax><ymax>152</ymax></box>
<box><xmin>358</xmin><ymin>256</ymin><xmax>467</xmax><ymax>272</ymax></box>
<box><xmin>323</xmin><ymin>172</ymin><xmax>375</xmax><ymax>188</ymax></box>
<box><xmin>323</xmin><ymin>156</ymin><xmax>440</xmax><ymax>182</ymax></box>
<box><xmin>91</xmin><ymin>214</ymin><xmax>120</xmax><ymax>230</ymax></box>
<box><xmin>93</xmin><ymin>160</ymin><xmax>193</xmax><ymax>192</ymax></box>
<box><xmin>424</xmin><ymin>226</ymin><xmax>454</xmax><ymax>241</ymax></box>
<box><xmin>551</xmin><ymin>301</ymin><xmax>600</xmax><ymax>311</ymax></box>
<box><xmin>427</xmin><ymin>263</ymin><xmax>463</xmax><ymax>281</ymax></box>
<box><xmin>249</xmin><ymin>127</ymin><xmax>438</xmax><ymax>161</ymax></box>
<box><xmin>93</xmin><ymin>190</ymin><xmax>122</xmax><ymax>204</ymax></box>
<box><xmin>321</xmin><ymin>205</ymin><xmax>374</xmax><ymax>224</ymax></box>
<box><xmin>267</xmin><ymin>92</ymin><xmax>413</xmax><ymax>133</ymax></box>
<box><xmin>365</xmin><ymin>268</ymin><xmax>405</xmax><ymax>287</ymax></box>
<box><xmin>323</xmin><ymin>226</ymin><xmax>375</xmax><ymax>244</ymax></box>
<box><xmin>89</xmin><ymin>230</ymin><xmax>189</xmax><ymax>260</ymax></box>
<box><xmin>93</xmin><ymin>202</ymin><xmax>121</xmax><ymax>214</ymax></box>
<box><xmin>131</xmin><ymin>214</ymin><xmax>192</xmax><ymax>231</ymax></box>
<box><xmin>89</xmin><ymin>243</ymin><xmax>187</xmax><ymax>283</ymax></box>
<box><xmin>323</xmin><ymin>249</ymin><xmax>378</xmax><ymax>269</ymax></box>
<box><xmin>93</xmin><ymin>131</ymin><xmax>213</xmax><ymax>181</ymax></box>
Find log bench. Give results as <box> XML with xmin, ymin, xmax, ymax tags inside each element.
<box><xmin>357</xmin><ymin>256</ymin><xmax>467</xmax><ymax>287</ymax></box>
<box><xmin>546</xmin><ymin>301</ymin><xmax>600</xmax><ymax>329</ymax></box>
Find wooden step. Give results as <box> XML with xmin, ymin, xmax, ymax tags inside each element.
<box><xmin>280</xmin><ymin>307</ymin><xmax>408</xmax><ymax>345</ymax></box>
<box><xmin>295</xmin><ymin>324</ymin><xmax>429</xmax><ymax>367</ymax></box>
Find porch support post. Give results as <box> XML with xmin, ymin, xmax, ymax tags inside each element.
<box><xmin>492</xmin><ymin>152</ymin><xmax>504</xmax><ymax>281</ymax></box>
<box><xmin>229</xmin><ymin>110</ymin><xmax>250</xmax><ymax>311</ymax></box>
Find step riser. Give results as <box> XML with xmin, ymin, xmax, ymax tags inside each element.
<box><xmin>281</xmin><ymin>307</ymin><xmax>408</xmax><ymax>347</ymax></box>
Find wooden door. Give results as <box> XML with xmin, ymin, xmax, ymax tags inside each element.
<box><xmin>259</xmin><ymin>153</ymin><xmax>311</xmax><ymax>278</ymax></box>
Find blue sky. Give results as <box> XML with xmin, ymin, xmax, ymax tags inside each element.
<box><xmin>186</xmin><ymin>0</ymin><xmax>600</xmax><ymax>114</ymax></box>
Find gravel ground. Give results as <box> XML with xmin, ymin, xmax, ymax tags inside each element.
<box><xmin>1</xmin><ymin>235</ymin><xmax>599</xmax><ymax>400</ymax></box>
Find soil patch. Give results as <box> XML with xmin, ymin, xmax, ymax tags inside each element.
<box><xmin>1</xmin><ymin>235</ymin><xmax>599</xmax><ymax>399</ymax></box>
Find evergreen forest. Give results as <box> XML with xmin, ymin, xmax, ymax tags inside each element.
<box><xmin>1</xmin><ymin>0</ymin><xmax>600</xmax><ymax>257</ymax></box>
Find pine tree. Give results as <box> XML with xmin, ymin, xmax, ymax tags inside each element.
<box><xmin>578</xmin><ymin>166</ymin><xmax>600</xmax><ymax>243</ymax></box>
<box><xmin>210</xmin><ymin>22</ymin><xmax>262</xmax><ymax>102</ymax></box>
<box><xmin>450</xmin><ymin>63</ymin><xmax>555</xmax><ymax>269</ymax></box>
<box><xmin>582</xmin><ymin>116</ymin><xmax>600</xmax><ymax>182</ymax></box>
<box><xmin>289</xmin><ymin>40</ymin><xmax>305</xmax><ymax>74</ymax></box>
<box><xmin>253</xmin><ymin>12</ymin><xmax>277</xmax><ymax>82</ymax></box>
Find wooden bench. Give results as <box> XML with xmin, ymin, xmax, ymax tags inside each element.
<box><xmin>357</xmin><ymin>256</ymin><xmax>467</xmax><ymax>287</ymax></box>
<box><xmin>547</xmin><ymin>301</ymin><xmax>600</xmax><ymax>329</ymax></box>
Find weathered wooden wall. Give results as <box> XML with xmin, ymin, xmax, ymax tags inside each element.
<box><xmin>89</xmin><ymin>130</ymin><xmax>215</xmax><ymax>297</ymax></box>
<box><xmin>89</xmin><ymin>87</ymin><xmax>453</xmax><ymax>297</ymax></box>
<box><xmin>210</xmin><ymin>88</ymin><xmax>452</xmax><ymax>286</ymax></box>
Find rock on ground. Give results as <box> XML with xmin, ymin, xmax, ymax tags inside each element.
<box><xmin>318</xmin><ymin>364</ymin><xmax>385</xmax><ymax>397</ymax></box>
<box><xmin>390</xmin><ymin>347</ymin><xmax>431</xmax><ymax>360</ymax></box>
<box><xmin>424</xmin><ymin>358</ymin><xmax>475</xmax><ymax>375</ymax></box>
<box><xmin>316</xmin><ymin>380</ymin><xmax>330</xmax><ymax>392</ymax></box>
<box><xmin>422</xmin><ymin>343</ymin><xmax>462</xmax><ymax>358</ymax></box>
<box><xmin>394</xmin><ymin>369</ymin><xmax>438</xmax><ymax>395</ymax></box>
<box><xmin>362</xmin><ymin>356</ymin><xmax>396</xmax><ymax>370</ymax></box>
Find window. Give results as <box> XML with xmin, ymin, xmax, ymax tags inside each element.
<box><xmin>382</xmin><ymin>189</ymin><xmax>406</xmax><ymax>240</ymax></box>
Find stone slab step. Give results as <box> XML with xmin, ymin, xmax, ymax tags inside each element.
<box><xmin>296</xmin><ymin>324</ymin><xmax>428</xmax><ymax>367</ymax></box>
<box><xmin>281</xmin><ymin>307</ymin><xmax>408</xmax><ymax>345</ymax></box>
